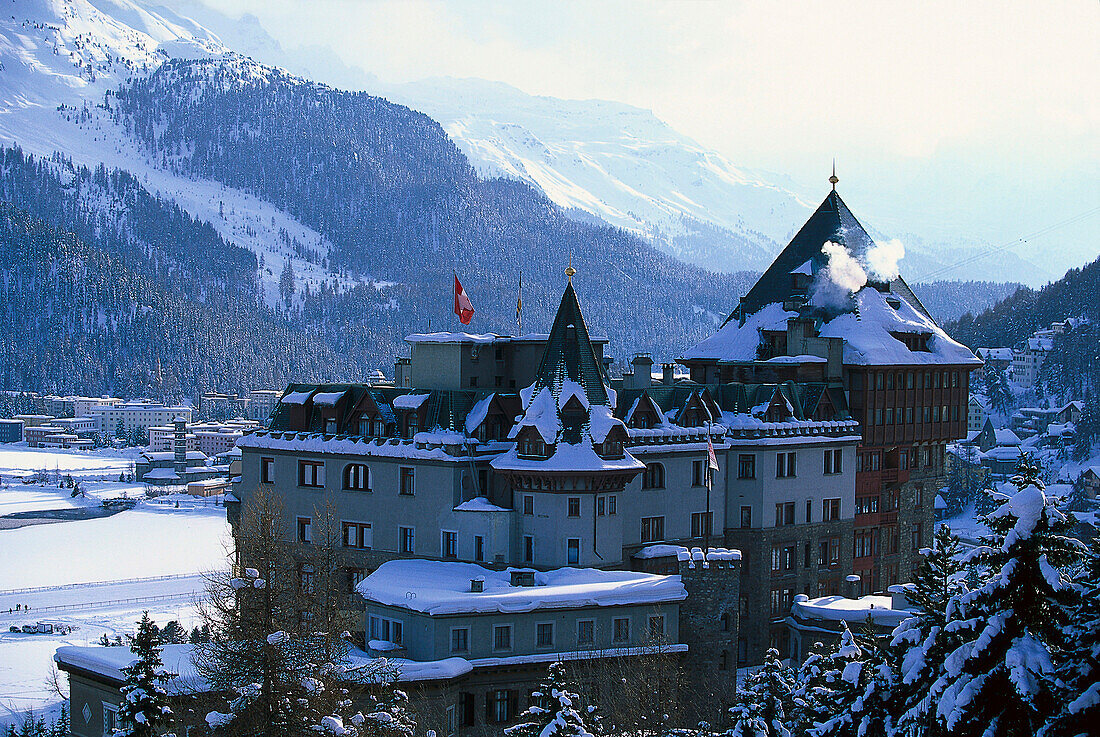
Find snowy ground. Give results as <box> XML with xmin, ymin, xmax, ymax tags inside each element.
<box><xmin>0</xmin><ymin>446</ymin><xmax>230</xmax><ymax>728</ymax></box>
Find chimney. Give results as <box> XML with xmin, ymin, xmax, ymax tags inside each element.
<box><xmin>662</xmin><ymin>363</ymin><xmax>676</xmax><ymax>385</ymax></box>
<box><xmin>845</xmin><ymin>573</ymin><xmax>861</xmax><ymax>598</ymax></box>
<box><xmin>509</xmin><ymin>570</ymin><xmax>535</xmax><ymax>587</ymax></box>
<box><xmin>470</xmin><ymin>577</ymin><xmax>484</xmax><ymax>593</ymax></box>
<box><xmin>630</xmin><ymin>354</ymin><xmax>653</xmax><ymax>389</ymax></box>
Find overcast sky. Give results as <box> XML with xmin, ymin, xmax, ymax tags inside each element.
<box><xmin>196</xmin><ymin>0</ymin><xmax>1097</xmax><ymax>174</ymax></box>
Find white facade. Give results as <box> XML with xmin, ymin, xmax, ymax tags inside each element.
<box><xmin>89</xmin><ymin>401</ymin><xmax>192</xmax><ymax>435</ymax></box>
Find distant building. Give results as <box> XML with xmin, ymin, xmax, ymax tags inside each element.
<box><xmin>13</xmin><ymin>414</ymin><xmax>56</xmax><ymax>428</ymax></box>
<box><xmin>147</xmin><ymin>419</ymin><xmax>256</xmax><ymax>454</ymax></box>
<box><xmin>975</xmin><ymin>348</ymin><xmax>1012</xmax><ymax>372</ymax></box>
<box><xmin>967</xmin><ymin>394</ymin><xmax>989</xmax><ymax>433</ymax></box>
<box><xmin>52</xmin><ymin>417</ymin><xmax>97</xmax><ymax>435</ymax></box>
<box><xmin>199</xmin><ymin>390</ymin><xmax>284</xmax><ymax>422</ymax></box>
<box><xmin>0</xmin><ymin>418</ymin><xmax>24</xmax><ymax>443</ymax></box>
<box><xmin>88</xmin><ymin>401</ymin><xmax>192</xmax><ymax>435</ymax></box>
<box><xmin>136</xmin><ymin>418</ymin><xmax>223</xmax><ymax>486</ymax></box>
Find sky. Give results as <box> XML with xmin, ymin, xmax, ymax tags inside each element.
<box><xmin>193</xmin><ymin>0</ymin><xmax>1098</xmax><ymax>175</ymax></box>
<box><xmin>172</xmin><ymin>0</ymin><xmax>1098</xmax><ymax>279</ymax></box>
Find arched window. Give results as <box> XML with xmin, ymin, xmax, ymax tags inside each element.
<box><xmin>720</xmin><ymin>612</ymin><xmax>731</xmax><ymax>632</ymax></box>
<box><xmin>642</xmin><ymin>463</ymin><xmax>665</xmax><ymax>489</ymax></box>
<box><xmin>719</xmin><ymin>650</ymin><xmax>730</xmax><ymax>671</ymax></box>
<box><xmin>344</xmin><ymin>464</ymin><xmax>370</xmax><ymax>491</ymax></box>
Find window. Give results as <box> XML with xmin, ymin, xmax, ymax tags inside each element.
<box><xmin>469</xmin><ymin>376</ymin><xmax>478</xmax><ymax>387</ymax></box>
<box><xmin>345</xmin><ymin>567</ymin><xmax>365</xmax><ymax>593</ymax></box>
<box><xmin>399</xmin><ymin>526</ymin><xmax>415</xmax><ymax>554</ymax></box>
<box><xmin>692</xmin><ymin>460</ymin><xmax>706</xmax><ymax>486</ymax></box>
<box><xmin>103</xmin><ymin>703</ymin><xmax>118</xmax><ymax>737</ymax></box>
<box><xmin>906</xmin><ymin>407</ymin><xmax>914</xmax><ymax>424</ymax></box>
<box><xmin>399</xmin><ymin>467</ymin><xmax>415</xmax><ymax>496</ymax></box>
<box><xmin>641</xmin><ymin>516</ymin><xmax>665</xmax><ymax>543</ymax></box>
<box><xmin>441</xmin><ymin>530</ymin><xmax>457</xmax><ymax>559</ymax></box>
<box><xmin>875</xmin><ymin>372</ymin><xmax>884</xmax><ymax>390</ymax></box>
<box><xmin>536</xmin><ymin>622</ymin><xmax>554</xmax><ymax>648</ymax></box>
<box><xmin>907</xmin><ymin>372</ymin><xmax>915</xmax><ymax>389</ymax></box>
<box><xmin>775</xmin><ymin>502</ymin><xmax>795</xmax><ymax>526</ymax></box>
<box><xmin>451</xmin><ymin>627</ymin><xmax>469</xmax><ymax>653</ymax></box>
<box><xmin>913</xmin><ymin>522</ymin><xmax>924</xmax><ymax>551</ymax></box>
<box><xmin>369</xmin><ymin>616</ymin><xmax>404</xmax><ymax>645</ymax></box>
<box><xmin>524</xmin><ymin>535</ymin><xmax>534</xmax><ymax>563</ymax></box>
<box><xmin>740</xmin><ymin>505</ymin><xmax>752</xmax><ymax>529</ymax></box>
<box><xmin>691</xmin><ymin>511</ymin><xmax>713</xmax><ymax>538</ymax></box>
<box><xmin>647</xmin><ymin>615</ymin><xmax>666</xmax><ymax>642</ymax></box>
<box><xmin>856</xmin><ymin>496</ymin><xmax>880</xmax><ymax>515</ymax></box>
<box><xmin>854</xmin><ymin>530</ymin><xmax>876</xmax><ymax>558</ymax></box>
<box><xmin>296</xmin><ymin>517</ymin><xmax>312</xmax><ymax>544</ymax></box>
<box><xmin>523</xmin><ymin>495</ymin><xmax>534</xmax><ymax>515</ymax></box>
<box><xmin>298</xmin><ymin>460</ymin><xmax>324</xmax><ymax>488</ymax></box>
<box><xmin>806</xmin><ymin>499</ymin><xmax>813</xmax><ymax>523</ymax></box>
<box><xmin>493</xmin><ymin>624</ymin><xmax>512</xmax><ymax>651</ymax></box>
<box><xmin>642</xmin><ymin>463</ymin><xmax>665</xmax><ymax>489</ymax></box>
<box><xmin>567</xmin><ymin>497</ymin><xmax>581</xmax><ymax>517</ymax></box>
<box><xmin>597</xmin><ymin>497</ymin><xmax>606</xmax><ymax>516</ymax></box>
<box><xmin>343</xmin><ymin>463</ymin><xmax>370</xmax><ymax>491</ymax></box>
<box><xmin>822</xmin><ymin>498</ymin><xmax>841</xmax><ymax>521</ymax></box>
<box><xmin>567</xmin><ymin>538</ymin><xmax>580</xmax><ymax>565</ymax></box>
<box><xmin>770</xmin><ymin>588</ymin><xmax>794</xmax><ymax>616</ymax></box>
<box><xmin>608</xmin><ymin>496</ymin><xmax>617</xmax><ymax>515</ymax></box>
<box><xmin>474</xmin><ymin>535</ymin><xmax>484</xmax><ymax>562</ymax></box>
<box><xmin>490</xmin><ymin>690</ymin><xmax>514</xmax><ymax>724</ymax></box>
<box><xmin>738</xmin><ymin>454</ymin><xmax>756</xmax><ymax>479</ymax></box>
<box><xmin>613</xmin><ymin>617</ymin><xmax>630</xmax><ymax>643</ymax></box>
<box><xmin>772</xmin><ymin>544</ymin><xmax>796</xmax><ymax>572</ymax></box>
<box><xmin>298</xmin><ymin>564</ymin><xmax>315</xmax><ymax>595</ymax></box>
<box><xmin>737</xmin><ymin>638</ymin><xmax>748</xmax><ymax>665</ymax></box>
<box><xmin>577</xmin><ymin>619</ymin><xmax>595</xmax><ymax>646</ymax></box>
<box><xmin>342</xmin><ymin>521</ymin><xmax>373</xmax><ymax>550</ymax></box>
<box><xmin>875</xmin><ymin>408</ymin><xmax>883</xmax><ymax>426</ymax></box>
<box><xmin>776</xmin><ymin>451</ymin><xmax>796</xmax><ymax>478</ymax></box>
<box><xmin>447</xmin><ymin>706</ymin><xmax>457</xmax><ymax>737</ymax></box>
<box><xmin>260</xmin><ymin>457</ymin><xmax>274</xmax><ymax>483</ymax></box>
<box><xmin>885</xmin><ymin>408</ymin><xmax>894</xmax><ymax>425</ymax></box>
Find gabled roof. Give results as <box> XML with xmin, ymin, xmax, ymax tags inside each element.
<box><xmin>533</xmin><ymin>282</ymin><xmax>609</xmax><ymax>406</ymax></box>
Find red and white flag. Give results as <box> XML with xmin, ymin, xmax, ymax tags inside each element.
<box><xmin>453</xmin><ymin>274</ymin><xmax>475</xmax><ymax>325</ymax></box>
<box><xmin>707</xmin><ymin>434</ymin><xmax>720</xmax><ymax>473</ymax></box>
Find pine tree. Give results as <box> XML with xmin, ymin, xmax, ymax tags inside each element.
<box><xmin>356</xmin><ymin>670</ymin><xmax>417</xmax><ymax>737</ymax></box>
<box><xmin>1042</xmin><ymin>536</ymin><xmax>1100</xmax><ymax>737</ymax></box>
<box><xmin>811</xmin><ymin>623</ymin><xmax>895</xmax><ymax>737</ymax></box>
<box><xmin>933</xmin><ymin>457</ymin><xmax>1083</xmax><ymax>737</ymax></box>
<box><xmin>892</xmin><ymin>525</ymin><xmax>968</xmax><ymax>737</ymax></box>
<box><xmin>726</xmin><ymin>648</ymin><xmax>794</xmax><ymax>737</ymax></box>
<box><xmin>790</xmin><ymin>641</ymin><xmax>834</xmax><ymax>737</ymax></box>
<box><xmin>506</xmin><ymin>662</ymin><xmax>595</xmax><ymax>737</ymax></box>
<box><xmin>115</xmin><ymin>612</ymin><xmax>176</xmax><ymax>737</ymax></box>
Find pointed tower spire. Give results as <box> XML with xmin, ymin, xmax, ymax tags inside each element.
<box><xmin>565</xmin><ymin>252</ymin><xmax>576</xmax><ymax>283</ymax></box>
<box><xmin>829</xmin><ymin>159</ymin><xmax>839</xmax><ymax>191</ymax></box>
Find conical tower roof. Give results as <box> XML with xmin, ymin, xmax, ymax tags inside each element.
<box><xmin>533</xmin><ymin>281</ymin><xmax>609</xmax><ymax>406</ymax></box>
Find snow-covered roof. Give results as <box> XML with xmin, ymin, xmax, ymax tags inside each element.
<box><xmin>790</xmin><ymin>594</ymin><xmax>915</xmax><ymax>627</ymax></box>
<box><xmin>492</xmin><ymin>440</ymin><xmax>644</xmax><ymax>473</ymax></box>
<box><xmin>761</xmin><ymin>354</ymin><xmax>828</xmax><ymax>364</ymax></box>
<box><xmin>142</xmin><ymin>450</ymin><xmax>208</xmax><ymax>461</ymax></box>
<box><xmin>312</xmin><ymin>390</ymin><xmax>348</xmax><ymax>407</ymax></box>
<box><xmin>454</xmin><ymin>496</ymin><xmax>510</xmax><ymax>512</ymax></box>
<box><xmin>632</xmin><ymin>544</ymin><xmax>742</xmax><ymax>561</ymax></box>
<box><xmin>237</xmin><ymin>431</ymin><xmax>482</xmax><ymax>461</ymax></box>
<box><xmin>817</xmin><ymin>288</ymin><xmax>981</xmax><ymax>366</ymax></box>
<box><xmin>392</xmin><ymin>393</ymin><xmax>430</xmax><ymax>410</ymax></box>
<box><xmin>681</xmin><ymin>302</ymin><xmax>796</xmax><ymax>361</ymax></box>
<box><xmin>55</xmin><ymin>644</ymin><xmax>207</xmax><ymax>692</ymax></box>
<box><xmin>995</xmin><ymin>428</ymin><xmax>1022</xmax><ymax>446</ymax></box>
<box><xmin>357</xmin><ymin>560</ymin><xmax>687</xmax><ymax>615</ymax></box>
<box><xmin>976</xmin><ymin>347</ymin><xmax>1012</xmax><ymax>361</ymax></box>
<box><xmin>464</xmin><ymin>394</ymin><xmax>494</xmax><ymax>434</ymax></box>
<box><xmin>984</xmin><ymin>445</ymin><xmax>1023</xmax><ymax>461</ymax></box>
<box><xmin>280</xmin><ymin>390</ymin><xmax>315</xmax><ymax>405</ymax></box>
<box><xmin>405</xmin><ymin>332</ymin><xmax>501</xmax><ymax>345</ymax></box>
<box><xmin>790</xmin><ymin>259</ymin><xmax>814</xmax><ymax>276</ymax></box>
<box><xmin>143</xmin><ymin>468</ymin><xmax>180</xmax><ymax>480</ymax></box>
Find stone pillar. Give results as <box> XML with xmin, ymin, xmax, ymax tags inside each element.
<box><xmin>677</xmin><ymin>548</ymin><xmax>741</xmax><ymax>722</ymax></box>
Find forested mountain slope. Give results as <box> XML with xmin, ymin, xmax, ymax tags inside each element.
<box><xmin>110</xmin><ymin>58</ymin><xmax>752</xmax><ymax>354</ymax></box>
<box><xmin>0</xmin><ymin>157</ymin><xmax>347</xmax><ymax>397</ymax></box>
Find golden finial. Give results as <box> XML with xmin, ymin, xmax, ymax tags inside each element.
<box><xmin>829</xmin><ymin>159</ymin><xmax>839</xmax><ymax>191</ymax></box>
<box><xmin>565</xmin><ymin>252</ymin><xmax>576</xmax><ymax>282</ymax></box>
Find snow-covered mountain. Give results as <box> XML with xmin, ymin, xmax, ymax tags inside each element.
<box><xmin>0</xmin><ymin>0</ymin><xmax>358</xmax><ymax>307</ymax></box>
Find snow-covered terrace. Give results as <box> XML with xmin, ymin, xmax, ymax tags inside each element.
<box><xmin>789</xmin><ymin>592</ymin><xmax>917</xmax><ymax>629</ymax></box>
<box><xmin>357</xmin><ymin>560</ymin><xmax>687</xmax><ymax>616</ymax></box>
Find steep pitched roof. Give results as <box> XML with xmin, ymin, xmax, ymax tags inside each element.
<box><xmin>739</xmin><ymin>190</ymin><xmax>876</xmax><ymax>317</ymax></box>
<box><xmin>533</xmin><ymin>282</ymin><xmax>609</xmax><ymax>406</ymax></box>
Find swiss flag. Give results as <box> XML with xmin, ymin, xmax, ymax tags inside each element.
<box><xmin>454</xmin><ymin>274</ymin><xmax>475</xmax><ymax>325</ymax></box>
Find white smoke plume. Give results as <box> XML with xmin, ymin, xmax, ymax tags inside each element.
<box><xmin>866</xmin><ymin>238</ymin><xmax>906</xmax><ymax>281</ymax></box>
<box><xmin>810</xmin><ymin>241</ymin><xmax>867</xmax><ymax>310</ymax></box>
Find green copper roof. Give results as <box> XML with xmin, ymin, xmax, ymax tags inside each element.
<box><xmin>534</xmin><ymin>282</ymin><xmax>610</xmax><ymax>406</ymax></box>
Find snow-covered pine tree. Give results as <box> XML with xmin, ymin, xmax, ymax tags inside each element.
<box><xmin>892</xmin><ymin>524</ymin><xmax>968</xmax><ymax>737</ymax></box>
<box><xmin>790</xmin><ymin>640</ymin><xmax>834</xmax><ymax>737</ymax></box>
<box><xmin>934</xmin><ymin>457</ymin><xmax>1083</xmax><ymax>737</ymax></box>
<box><xmin>726</xmin><ymin>647</ymin><xmax>794</xmax><ymax>737</ymax></box>
<box><xmin>812</xmin><ymin>622</ymin><xmax>895</xmax><ymax>737</ymax></box>
<box><xmin>356</xmin><ymin>667</ymin><xmax>417</xmax><ymax>737</ymax></box>
<box><xmin>1042</xmin><ymin>536</ymin><xmax>1100</xmax><ymax>737</ymax></box>
<box><xmin>506</xmin><ymin>662</ymin><xmax>595</xmax><ymax>737</ymax></box>
<box><xmin>114</xmin><ymin>611</ymin><xmax>176</xmax><ymax>737</ymax></box>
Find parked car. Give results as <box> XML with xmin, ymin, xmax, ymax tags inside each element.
<box><xmin>8</xmin><ymin>625</ymin><xmax>19</xmax><ymax>633</ymax></box>
<box><xmin>21</xmin><ymin>624</ymin><xmax>36</xmax><ymax>634</ymax></box>
<box><xmin>35</xmin><ymin>622</ymin><xmax>53</xmax><ymax>634</ymax></box>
